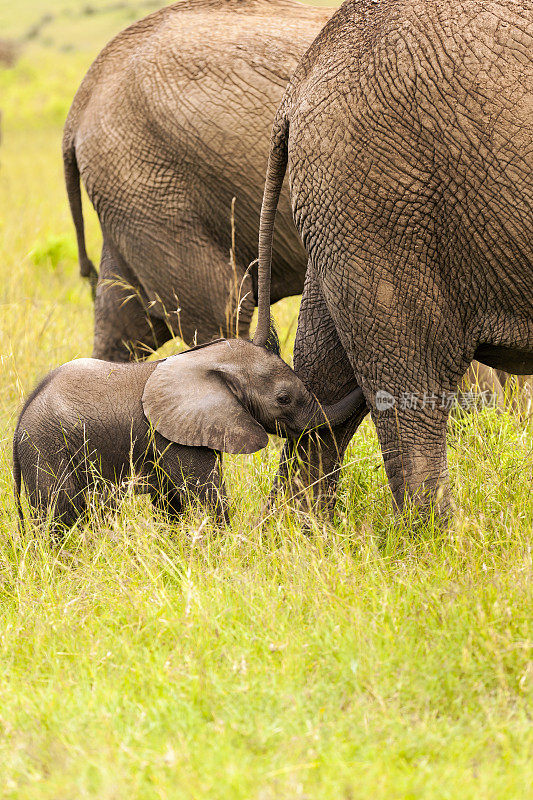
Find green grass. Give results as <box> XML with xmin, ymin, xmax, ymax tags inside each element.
<box><xmin>0</xmin><ymin>2</ymin><xmax>531</xmax><ymax>798</ymax></box>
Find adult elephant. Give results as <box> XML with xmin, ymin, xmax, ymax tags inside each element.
<box><xmin>63</xmin><ymin>0</ymin><xmax>333</xmax><ymax>361</ymax></box>
<box><xmin>255</xmin><ymin>0</ymin><xmax>533</xmax><ymax>517</ymax></box>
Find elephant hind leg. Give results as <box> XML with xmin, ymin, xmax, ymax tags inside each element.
<box><xmin>372</xmin><ymin>404</ymin><xmax>451</xmax><ymax>520</ymax></box>
<box><xmin>274</xmin><ymin>264</ymin><xmax>368</xmax><ymax>516</ymax></box>
<box><xmin>178</xmin><ymin>235</ymin><xmax>256</xmax><ymax>345</ymax></box>
<box><xmin>496</xmin><ymin>371</ymin><xmax>533</xmax><ymax>416</ymax></box>
<box><xmin>93</xmin><ymin>237</ymin><xmax>172</xmax><ymax>362</ymax></box>
<box><xmin>26</xmin><ymin>464</ymin><xmax>89</xmax><ymax>533</ymax></box>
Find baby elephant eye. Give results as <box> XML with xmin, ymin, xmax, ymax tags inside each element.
<box><xmin>276</xmin><ymin>392</ymin><xmax>292</xmax><ymax>406</ymax></box>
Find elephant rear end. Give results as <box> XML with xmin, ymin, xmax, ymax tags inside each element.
<box><xmin>14</xmin><ymin>367</ymin><xmax>86</xmax><ymax>527</ymax></box>
<box><xmin>13</xmin><ymin>360</ymin><xmax>151</xmax><ymax>528</ymax></box>
<box><xmin>259</xmin><ymin>0</ymin><xmax>533</xmax><ymax>518</ymax></box>
<box><xmin>63</xmin><ymin>0</ymin><xmax>333</xmax><ymax>359</ymax></box>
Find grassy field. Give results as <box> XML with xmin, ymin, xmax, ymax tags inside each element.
<box><xmin>0</xmin><ymin>2</ymin><xmax>532</xmax><ymax>798</ymax></box>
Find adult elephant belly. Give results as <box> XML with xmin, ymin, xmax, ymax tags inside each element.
<box><xmin>475</xmin><ymin>346</ymin><xmax>533</xmax><ymax>375</ymax></box>
<box><xmin>261</xmin><ymin>0</ymin><xmax>533</xmax><ymax>518</ymax></box>
<box><xmin>65</xmin><ymin>0</ymin><xmax>333</xmax><ymax>360</ymax></box>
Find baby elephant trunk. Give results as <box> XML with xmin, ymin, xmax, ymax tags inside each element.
<box><xmin>298</xmin><ymin>387</ymin><xmax>365</xmax><ymax>435</ymax></box>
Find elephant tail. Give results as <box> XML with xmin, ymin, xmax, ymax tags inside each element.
<box><xmin>253</xmin><ymin>115</ymin><xmax>289</xmax><ymax>348</ymax></box>
<box><xmin>62</xmin><ymin>134</ymin><xmax>98</xmax><ymax>298</ymax></box>
<box><xmin>12</xmin><ymin>432</ymin><xmax>24</xmax><ymax>533</ymax></box>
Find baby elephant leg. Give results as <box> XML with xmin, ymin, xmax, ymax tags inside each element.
<box><xmin>181</xmin><ymin>451</ymin><xmax>229</xmax><ymax>524</ymax></box>
<box><xmin>190</xmin><ymin>460</ymin><xmax>230</xmax><ymax>525</ymax></box>
<box><xmin>25</xmin><ymin>456</ymin><xmax>88</xmax><ymax>533</ymax></box>
<box><xmin>149</xmin><ymin>445</ymin><xmax>228</xmax><ymax>524</ymax></box>
<box><xmin>150</xmin><ymin>487</ymin><xmax>184</xmax><ymax>522</ymax></box>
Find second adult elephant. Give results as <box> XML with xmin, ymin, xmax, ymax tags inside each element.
<box><xmin>63</xmin><ymin>0</ymin><xmax>333</xmax><ymax>361</ymax></box>
<box><xmin>255</xmin><ymin>0</ymin><xmax>533</xmax><ymax>518</ymax></box>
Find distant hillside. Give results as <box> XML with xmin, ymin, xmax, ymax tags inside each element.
<box><xmin>1</xmin><ymin>1</ymin><xmax>167</xmax><ymax>52</ymax></box>
<box><xmin>2</xmin><ymin>0</ymin><xmax>339</xmax><ymax>53</ymax></box>
<box><xmin>0</xmin><ymin>0</ymin><xmax>338</xmax><ymax>130</ymax></box>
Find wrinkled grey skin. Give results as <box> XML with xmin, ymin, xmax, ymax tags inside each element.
<box><xmin>13</xmin><ymin>339</ymin><xmax>362</xmax><ymax>530</ymax></box>
<box><xmin>63</xmin><ymin>0</ymin><xmax>332</xmax><ymax>361</ymax></box>
<box><xmin>255</xmin><ymin>0</ymin><xmax>533</xmax><ymax>518</ymax></box>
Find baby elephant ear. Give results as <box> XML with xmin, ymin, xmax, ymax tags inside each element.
<box><xmin>142</xmin><ymin>351</ymin><xmax>269</xmax><ymax>454</ymax></box>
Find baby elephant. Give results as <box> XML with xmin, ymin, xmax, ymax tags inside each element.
<box><xmin>13</xmin><ymin>339</ymin><xmax>362</xmax><ymax>529</ymax></box>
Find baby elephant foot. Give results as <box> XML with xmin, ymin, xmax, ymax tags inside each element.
<box><xmin>197</xmin><ymin>483</ymin><xmax>230</xmax><ymax>526</ymax></box>
<box><xmin>151</xmin><ymin>491</ymin><xmax>184</xmax><ymax>523</ymax></box>
<box><xmin>151</xmin><ymin>482</ymin><xmax>229</xmax><ymax>527</ymax></box>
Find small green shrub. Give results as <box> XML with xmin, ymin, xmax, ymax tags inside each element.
<box><xmin>29</xmin><ymin>233</ymin><xmax>77</xmax><ymax>270</ymax></box>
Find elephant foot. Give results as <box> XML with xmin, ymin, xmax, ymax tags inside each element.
<box><xmin>373</xmin><ymin>406</ymin><xmax>452</xmax><ymax>524</ymax></box>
